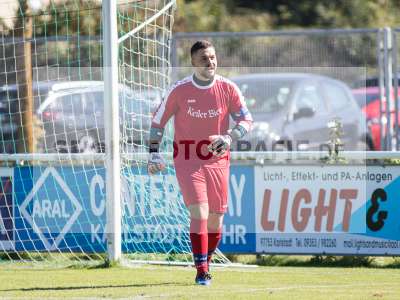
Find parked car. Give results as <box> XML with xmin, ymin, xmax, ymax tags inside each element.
<box><xmin>352</xmin><ymin>74</ymin><xmax>400</xmax><ymax>89</ymax></box>
<box><xmin>0</xmin><ymin>82</ymin><xmax>58</xmax><ymax>153</ymax></box>
<box><xmin>352</xmin><ymin>86</ymin><xmax>400</xmax><ymax>150</ymax></box>
<box><xmin>0</xmin><ymin>81</ymin><xmax>161</xmax><ymax>153</ymax></box>
<box><xmin>0</xmin><ymin>85</ymin><xmax>20</xmax><ymax>153</ymax></box>
<box><xmin>230</xmin><ymin>73</ymin><xmax>374</xmax><ymax>151</ymax></box>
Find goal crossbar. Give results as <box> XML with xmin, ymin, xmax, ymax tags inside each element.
<box><xmin>117</xmin><ymin>1</ymin><xmax>175</xmax><ymax>44</ymax></box>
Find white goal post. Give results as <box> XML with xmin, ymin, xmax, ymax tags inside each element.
<box><xmin>102</xmin><ymin>0</ymin><xmax>122</xmax><ymax>263</ymax></box>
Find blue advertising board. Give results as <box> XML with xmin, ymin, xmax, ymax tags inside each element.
<box><xmin>12</xmin><ymin>165</ymin><xmax>256</xmax><ymax>253</ymax></box>
<box><xmin>14</xmin><ymin>166</ymin><xmax>106</xmax><ymax>252</ymax></box>
<box><xmin>0</xmin><ymin>168</ymin><xmax>13</xmax><ymax>250</ymax></box>
<box><xmin>220</xmin><ymin>165</ymin><xmax>256</xmax><ymax>253</ymax></box>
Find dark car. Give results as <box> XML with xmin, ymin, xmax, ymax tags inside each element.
<box><xmin>230</xmin><ymin>73</ymin><xmax>374</xmax><ymax>151</ymax></box>
<box><xmin>0</xmin><ymin>82</ymin><xmax>57</xmax><ymax>153</ymax></box>
<box><xmin>0</xmin><ymin>85</ymin><xmax>20</xmax><ymax>153</ymax></box>
<box><xmin>352</xmin><ymin>74</ymin><xmax>400</xmax><ymax>89</ymax></box>
<box><xmin>0</xmin><ymin>81</ymin><xmax>161</xmax><ymax>153</ymax></box>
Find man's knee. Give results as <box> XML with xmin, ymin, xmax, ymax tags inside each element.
<box><xmin>208</xmin><ymin>212</ymin><xmax>224</xmax><ymax>232</ymax></box>
<box><xmin>189</xmin><ymin>203</ymin><xmax>208</xmax><ymax>234</ymax></box>
<box><xmin>188</xmin><ymin>203</ymin><xmax>209</xmax><ymax>220</ymax></box>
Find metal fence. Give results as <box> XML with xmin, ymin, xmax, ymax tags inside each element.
<box><xmin>172</xmin><ymin>28</ymin><xmax>400</xmax><ymax>151</ymax></box>
<box><xmin>2</xmin><ymin>27</ymin><xmax>400</xmax><ymax>151</ymax></box>
<box><xmin>0</xmin><ymin>35</ymin><xmax>103</xmax><ymax>84</ymax></box>
<box><xmin>392</xmin><ymin>28</ymin><xmax>400</xmax><ymax>150</ymax></box>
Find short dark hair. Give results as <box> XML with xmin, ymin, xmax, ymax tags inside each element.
<box><xmin>190</xmin><ymin>40</ymin><xmax>214</xmax><ymax>57</ymax></box>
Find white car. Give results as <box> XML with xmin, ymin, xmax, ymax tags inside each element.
<box><xmin>0</xmin><ymin>81</ymin><xmax>161</xmax><ymax>153</ymax></box>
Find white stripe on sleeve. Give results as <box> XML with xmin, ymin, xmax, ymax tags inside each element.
<box><xmin>152</xmin><ymin>76</ymin><xmax>191</xmax><ymax>125</ymax></box>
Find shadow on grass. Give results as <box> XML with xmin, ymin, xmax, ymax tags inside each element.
<box><xmin>226</xmin><ymin>254</ymin><xmax>400</xmax><ymax>269</ymax></box>
<box><xmin>66</xmin><ymin>260</ymin><xmax>118</xmax><ymax>270</ymax></box>
<box><xmin>1</xmin><ymin>282</ymin><xmax>189</xmax><ymax>292</ymax></box>
<box><xmin>380</xmin><ymin>260</ymin><xmax>400</xmax><ymax>269</ymax></box>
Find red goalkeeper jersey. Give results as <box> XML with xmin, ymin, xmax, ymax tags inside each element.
<box><xmin>152</xmin><ymin>74</ymin><xmax>253</xmax><ymax>167</ymax></box>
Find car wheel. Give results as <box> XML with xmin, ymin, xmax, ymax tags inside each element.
<box><xmin>97</xmin><ymin>142</ymin><xmax>106</xmax><ymax>153</ymax></box>
<box><xmin>78</xmin><ymin>135</ymin><xmax>98</xmax><ymax>153</ymax></box>
<box><xmin>54</xmin><ymin>140</ymin><xmax>69</xmax><ymax>153</ymax></box>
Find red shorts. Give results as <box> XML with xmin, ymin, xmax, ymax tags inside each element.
<box><xmin>175</xmin><ymin>164</ymin><xmax>229</xmax><ymax>213</ymax></box>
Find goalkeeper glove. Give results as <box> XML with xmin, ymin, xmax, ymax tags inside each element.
<box><xmin>147</xmin><ymin>152</ymin><xmax>166</xmax><ymax>175</ymax></box>
<box><xmin>207</xmin><ymin>134</ymin><xmax>232</xmax><ymax>157</ymax></box>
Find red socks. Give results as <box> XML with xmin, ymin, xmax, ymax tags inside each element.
<box><xmin>190</xmin><ymin>219</ymin><xmax>223</xmax><ymax>272</ymax></box>
<box><xmin>207</xmin><ymin>227</ymin><xmax>222</xmax><ymax>265</ymax></box>
<box><xmin>190</xmin><ymin>218</ymin><xmax>208</xmax><ymax>274</ymax></box>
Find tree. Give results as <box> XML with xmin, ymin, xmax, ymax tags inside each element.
<box><xmin>175</xmin><ymin>0</ymin><xmax>400</xmax><ymax>32</ymax></box>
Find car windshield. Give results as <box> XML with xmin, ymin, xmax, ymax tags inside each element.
<box><xmin>123</xmin><ymin>98</ymin><xmax>153</xmax><ymax>115</ymax></box>
<box><xmin>233</xmin><ymin>78</ymin><xmax>296</xmax><ymax>113</ymax></box>
<box><xmin>76</xmin><ymin>89</ymin><xmax>160</xmax><ymax>116</ymax></box>
<box><xmin>120</xmin><ymin>90</ymin><xmax>161</xmax><ymax>115</ymax></box>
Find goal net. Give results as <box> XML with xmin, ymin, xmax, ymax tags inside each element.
<box><xmin>118</xmin><ymin>0</ymin><xmax>229</xmax><ymax>266</ymax></box>
<box><xmin>0</xmin><ymin>0</ymin><xmax>229</xmax><ymax>267</ymax></box>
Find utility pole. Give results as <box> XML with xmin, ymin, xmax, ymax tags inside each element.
<box><xmin>23</xmin><ymin>0</ymin><xmax>34</xmax><ymax>153</ymax></box>
<box><xmin>16</xmin><ymin>0</ymin><xmax>34</xmax><ymax>153</ymax></box>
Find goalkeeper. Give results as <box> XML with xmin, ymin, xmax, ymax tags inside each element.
<box><xmin>148</xmin><ymin>40</ymin><xmax>253</xmax><ymax>286</ymax></box>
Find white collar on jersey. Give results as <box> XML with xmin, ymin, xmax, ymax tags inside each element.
<box><xmin>191</xmin><ymin>73</ymin><xmax>217</xmax><ymax>89</ymax></box>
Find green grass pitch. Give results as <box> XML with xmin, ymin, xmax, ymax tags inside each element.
<box><xmin>0</xmin><ymin>265</ymin><xmax>400</xmax><ymax>299</ymax></box>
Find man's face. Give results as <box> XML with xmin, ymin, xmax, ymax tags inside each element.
<box><xmin>191</xmin><ymin>47</ymin><xmax>217</xmax><ymax>80</ymax></box>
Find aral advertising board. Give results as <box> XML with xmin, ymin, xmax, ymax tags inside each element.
<box><xmin>0</xmin><ymin>168</ymin><xmax>13</xmax><ymax>250</ymax></box>
<box><xmin>14</xmin><ymin>166</ymin><xmax>105</xmax><ymax>252</ymax></box>
<box><xmin>255</xmin><ymin>165</ymin><xmax>400</xmax><ymax>255</ymax></box>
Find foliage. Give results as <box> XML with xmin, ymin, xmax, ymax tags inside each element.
<box><xmin>174</xmin><ymin>0</ymin><xmax>272</xmax><ymax>32</ymax></box>
<box><xmin>175</xmin><ymin>0</ymin><xmax>400</xmax><ymax>32</ymax></box>
<box><xmin>309</xmin><ymin>255</ymin><xmax>375</xmax><ymax>267</ymax></box>
<box><xmin>3</xmin><ymin>0</ymin><xmax>400</xmax><ymax>35</ymax></box>
<box><xmin>0</xmin><ymin>0</ymin><xmax>103</xmax><ymax>86</ymax></box>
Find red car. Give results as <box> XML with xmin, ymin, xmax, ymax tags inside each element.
<box><xmin>352</xmin><ymin>87</ymin><xmax>400</xmax><ymax>150</ymax></box>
